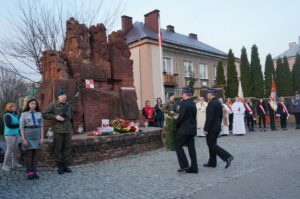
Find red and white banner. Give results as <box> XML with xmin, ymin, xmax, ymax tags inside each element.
<box><xmin>85</xmin><ymin>79</ymin><xmax>95</xmax><ymax>88</ymax></box>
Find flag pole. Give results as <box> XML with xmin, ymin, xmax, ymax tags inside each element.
<box><xmin>158</xmin><ymin>14</ymin><xmax>165</xmax><ymax>102</ymax></box>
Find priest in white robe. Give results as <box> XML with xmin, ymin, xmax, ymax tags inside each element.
<box><xmin>232</xmin><ymin>97</ymin><xmax>246</xmax><ymax>135</ymax></box>
<box><xmin>196</xmin><ymin>97</ymin><xmax>208</xmax><ymax>136</ymax></box>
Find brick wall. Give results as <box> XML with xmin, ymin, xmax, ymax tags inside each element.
<box><xmin>39</xmin><ymin>128</ymin><xmax>163</xmax><ymax>167</ymax></box>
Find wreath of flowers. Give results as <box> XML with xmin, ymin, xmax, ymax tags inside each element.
<box><xmin>112</xmin><ymin>118</ymin><xmax>137</xmax><ymax>133</ymax></box>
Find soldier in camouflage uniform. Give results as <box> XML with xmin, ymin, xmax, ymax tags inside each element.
<box><xmin>162</xmin><ymin>92</ymin><xmax>177</xmax><ymax>150</ymax></box>
<box><xmin>43</xmin><ymin>88</ymin><xmax>72</xmax><ymax>174</ymax></box>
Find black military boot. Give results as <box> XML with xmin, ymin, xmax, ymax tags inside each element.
<box><xmin>63</xmin><ymin>163</ymin><xmax>72</xmax><ymax>173</ymax></box>
<box><xmin>57</xmin><ymin>163</ymin><xmax>64</xmax><ymax>175</ymax></box>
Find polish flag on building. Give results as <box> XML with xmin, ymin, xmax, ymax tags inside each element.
<box><xmin>158</xmin><ymin>30</ymin><xmax>163</xmax><ymax>47</ymax></box>
<box><xmin>85</xmin><ymin>79</ymin><xmax>95</xmax><ymax>88</ymax></box>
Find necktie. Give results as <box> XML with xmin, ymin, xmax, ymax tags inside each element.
<box><xmin>31</xmin><ymin>112</ymin><xmax>36</xmax><ymax>126</ymax></box>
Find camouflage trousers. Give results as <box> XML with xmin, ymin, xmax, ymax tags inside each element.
<box><xmin>53</xmin><ymin>133</ymin><xmax>72</xmax><ymax>164</ymax></box>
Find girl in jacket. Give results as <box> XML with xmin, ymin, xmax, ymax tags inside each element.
<box><xmin>20</xmin><ymin>98</ymin><xmax>44</xmax><ymax>180</ymax></box>
<box><xmin>142</xmin><ymin>100</ymin><xmax>155</xmax><ymax>127</ymax></box>
<box><xmin>2</xmin><ymin>103</ymin><xmax>22</xmax><ymax>171</ymax></box>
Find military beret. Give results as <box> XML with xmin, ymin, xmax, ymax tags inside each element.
<box><xmin>55</xmin><ymin>88</ymin><xmax>66</xmax><ymax>97</ymax></box>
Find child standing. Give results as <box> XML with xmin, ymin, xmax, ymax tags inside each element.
<box><xmin>20</xmin><ymin>98</ymin><xmax>44</xmax><ymax>180</ymax></box>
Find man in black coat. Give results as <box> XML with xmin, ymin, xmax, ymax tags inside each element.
<box><xmin>277</xmin><ymin>97</ymin><xmax>289</xmax><ymax>130</ymax></box>
<box><xmin>244</xmin><ymin>98</ymin><xmax>255</xmax><ymax>132</ymax></box>
<box><xmin>174</xmin><ymin>88</ymin><xmax>198</xmax><ymax>173</ymax></box>
<box><xmin>267</xmin><ymin>96</ymin><xmax>278</xmax><ymax>131</ymax></box>
<box><xmin>203</xmin><ymin>89</ymin><xmax>234</xmax><ymax>169</ymax></box>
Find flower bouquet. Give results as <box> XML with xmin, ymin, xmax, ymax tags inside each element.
<box><xmin>112</xmin><ymin>118</ymin><xmax>138</xmax><ymax>134</ymax></box>
<box><xmin>88</xmin><ymin>123</ymin><xmax>114</xmax><ymax>137</ymax></box>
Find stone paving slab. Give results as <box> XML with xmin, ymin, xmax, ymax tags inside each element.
<box><xmin>1</xmin><ymin>128</ymin><xmax>300</xmax><ymax>199</ymax></box>
<box><xmin>188</xmin><ymin>155</ymin><xmax>300</xmax><ymax>199</ymax></box>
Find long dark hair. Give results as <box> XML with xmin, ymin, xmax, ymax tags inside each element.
<box><xmin>23</xmin><ymin>98</ymin><xmax>40</xmax><ymax>112</ymax></box>
<box><xmin>156</xmin><ymin>97</ymin><xmax>162</xmax><ymax>104</ymax></box>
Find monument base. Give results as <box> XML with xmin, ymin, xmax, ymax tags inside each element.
<box><xmin>39</xmin><ymin>127</ymin><xmax>163</xmax><ymax>167</ymax></box>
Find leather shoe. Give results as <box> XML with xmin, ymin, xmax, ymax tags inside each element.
<box><xmin>203</xmin><ymin>163</ymin><xmax>216</xmax><ymax>168</ymax></box>
<box><xmin>225</xmin><ymin>156</ymin><xmax>234</xmax><ymax>169</ymax></box>
<box><xmin>177</xmin><ymin>167</ymin><xmax>189</xmax><ymax>172</ymax></box>
<box><xmin>185</xmin><ymin>168</ymin><xmax>198</xmax><ymax>173</ymax></box>
<box><xmin>63</xmin><ymin>165</ymin><xmax>72</xmax><ymax>173</ymax></box>
<box><xmin>58</xmin><ymin>167</ymin><xmax>64</xmax><ymax>175</ymax></box>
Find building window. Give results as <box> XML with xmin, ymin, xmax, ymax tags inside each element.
<box><xmin>199</xmin><ymin>64</ymin><xmax>208</xmax><ymax>79</ymax></box>
<box><xmin>184</xmin><ymin>61</ymin><xmax>193</xmax><ymax>77</ymax></box>
<box><xmin>163</xmin><ymin>57</ymin><xmax>173</xmax><ymax>74</ymax></box>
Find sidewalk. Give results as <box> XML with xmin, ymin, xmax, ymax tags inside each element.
<box><xmin>1</xmin><ymin>128</ymin><xmax>300</xmax><ymax>199</ymax></box>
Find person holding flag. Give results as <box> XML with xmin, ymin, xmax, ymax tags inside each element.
<box><xmin>267</xmin><ymin>79</ymin><xmax>278</xmax><ymax>131</ymax></box>
<box><xmin>277</xmin><ymin>97</ymin><xmax>289</xmax><ymax>130</ymax></box>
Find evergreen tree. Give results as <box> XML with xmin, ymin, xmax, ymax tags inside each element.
<box><xmin>216</xmin><ymin>60</ymin><xmax>226</xmax><ymax>87</ymax></box>
<box><xmin>292</xmin><ymin>54</ymin><xmax>300</xmax><ymax>91</ymax></box>
<box><xmin>240</xmin><ymin>47</ymin><xmax>251</xmax><ymax>97</ymax></box>
<box><xmin>226</xmin><ymin>49</ymin><xmax>238</xmax><ymax>98</ymax></box>
<box><xmin>275</xmin><ymin>58</ymin><xmax>282</xmax><ymax>95</ymax></box>
<box><xmin>264</xmin><ymin>54</ymin><xmax>275</xmax><ymax>97</ymax></box>
<box><xmin>250</xmin><ymin>45</ymin><xmax>264</xmax><ymax>98</ymax></box>
<box><xmin>276</xmin><ymin>56</ymin><xmax>293</xmax><ymax>96</ymax></box>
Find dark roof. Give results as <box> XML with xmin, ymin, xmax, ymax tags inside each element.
<box><xmin>274</xmin><ymin>43</ymin><xmax>300</xmax><ymax>59</ymax></box>
<box><xmin>125</xmin><ymin>22</ymin><xmax>227</xmax><ymax>57</ymax></box>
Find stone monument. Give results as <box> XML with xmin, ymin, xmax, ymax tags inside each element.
<box><xmin>36</xmin><ymin>18</ymin><xmax>142</xmax><ymax>133</ymax></box>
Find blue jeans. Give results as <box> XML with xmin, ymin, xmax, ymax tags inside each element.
<box><xmin>156</xmin><ymin>120</ymin><xmax>164</xmax><ymax>128</ymax></box>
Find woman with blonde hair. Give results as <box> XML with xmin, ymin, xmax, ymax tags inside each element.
<box><xmin>2</xmin><ymin>103</ymin><xmax>22</xmax><ymax>171</ymax></box>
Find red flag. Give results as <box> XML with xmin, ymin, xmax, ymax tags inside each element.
<box><xmin>158</xmin><ymin>31</ymin><xmax>162</xmax><ymax>46</ymax></box>
<box><xmin>270</xmin><ymin>79</ymin><xmax>277</xmax><ymax>101</ymax></box>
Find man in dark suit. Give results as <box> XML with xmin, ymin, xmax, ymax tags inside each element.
<box><xmin>277</xmin><ymin>97</ymin><xmax>289</xmax><ymax>130</ymax></box>
<box><xmin>174</xmin><ymin>88</ymin><xmax>198</xmax><ymax>174</ymax></box>
<box><xmin>203</xmin><ymin>88</ymin><xmax>234</xmax><ymax>169</ymax></box>
<box><xmin>244</xmin><ymin>98</ymin><xmax>255</xmax><ymax>132</ymax></box>
<box><xmin>267</xmin><ymin>96</ymin><xmax>278</xmax><ymax>131</ymax></box>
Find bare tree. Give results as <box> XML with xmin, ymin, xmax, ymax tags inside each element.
<box><xmin>0</xmin><ymin>0</ymin><xmax>125</xmax><ymax>78</ymax></box>
<box><xmin>0</xmin><ymin>65</ymin><xmax>27</xmax><ymax>113</ymax></box>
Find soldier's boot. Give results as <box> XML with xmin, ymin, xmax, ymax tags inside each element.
<box><xmin>57</xmin><ymin>163</ymin><xmax>64</xmax><ymax>175</ymax></box>
<box><xmin>63</xmin><ymin>163</ymin><xmax>72</xmax><ymax>173</ymax></box>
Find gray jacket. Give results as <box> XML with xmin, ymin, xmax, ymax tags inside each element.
<box><xmin>292</xmin><ymin>97</ymin><xmax>300</xmax><ymax>113</ymax></box>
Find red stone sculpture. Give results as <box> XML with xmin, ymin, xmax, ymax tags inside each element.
<box><xmin>36</xmin><ymin>18</ymin><xmax>142</xmax><ymax>134</ymax></box>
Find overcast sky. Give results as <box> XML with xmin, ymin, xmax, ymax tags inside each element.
<box><xmin>0</xmin><ymin>0</ymin><xmax>299</xmax><ymax>81</ymax></box>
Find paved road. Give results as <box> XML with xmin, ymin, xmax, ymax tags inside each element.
<box><xmin>1</xmin><ymin>128</ymin><xmax>300</xmax><ymax>199</ymax></box>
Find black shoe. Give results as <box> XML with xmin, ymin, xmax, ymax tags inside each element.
<box><xmin>58</xmin><ymin>167</ymin><xmax>64</xmax><ymax>175</ymax></box>
<box><xmin>185</xmin><ymin>168</ymin><xmax>198</xmax><ymax>173</ymax></box>
<box><xmin>27</xmin><ymin>175</ymin><xmax>34</xmax><ymax>180</ymax></box>
<box><xmin>33</xmin><ymin>173</ymin><xmax>40</xmax><ymax>179</ymax></box>
<box><xmin>203</xmin><ymin>163</ymin><xmax>216</xmax><ymax>168</ymax></box>
<box><xmin>177</xmin><ymin>167</ymin><xmax>189</xmax><ymax>172</ymax></box>
<box><xmin>225</xmin><ymin>156</ymin><xmax>234</xmax><ymax>169</ymax></box>
<box><xmin>63</xmin><ymin>164</ymin><xmax>72</xmax><ymax>173</ymax></box>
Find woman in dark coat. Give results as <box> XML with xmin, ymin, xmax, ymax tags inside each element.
<box><xmin>154</xmin><ymin>98</ymin><xmax>164</xmax><ymax>128</ymax></box>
